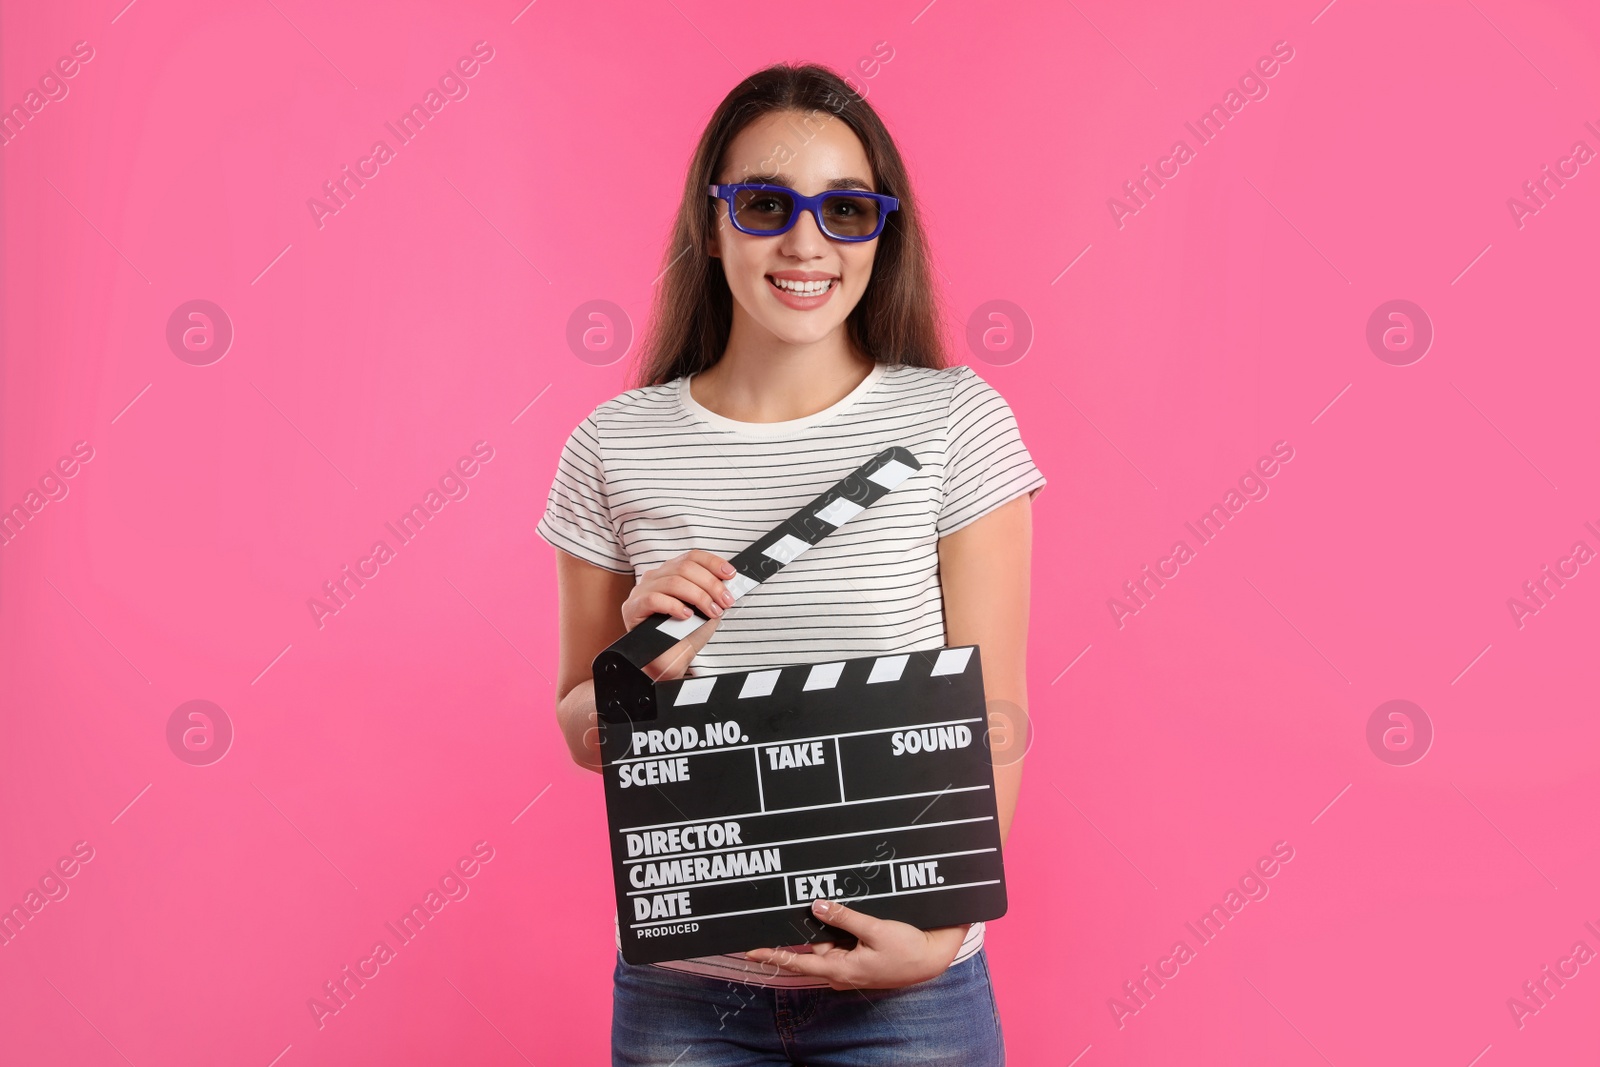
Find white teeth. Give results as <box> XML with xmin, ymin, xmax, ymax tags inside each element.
<box><xmin>770</xmin><ymin>277</ymin><xmax>833</xmax><ymax>295</ymax></box>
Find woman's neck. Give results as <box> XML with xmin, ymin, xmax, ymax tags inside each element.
<box><xmin>690</xmin><ymin>332</ymin><xmax>877</xmax><ymax>424</ymax></box>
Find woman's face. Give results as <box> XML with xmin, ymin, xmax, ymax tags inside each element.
<box><xmin>707</xmin><ymin>109</ymin><xmax>883</xmax><ymax>349</ymax></box>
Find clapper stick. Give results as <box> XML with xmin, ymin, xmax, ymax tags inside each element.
<box><xmin>592</xmin><ymin>445</ymin><xmax>921</xmax><ymax>726</ymax></box>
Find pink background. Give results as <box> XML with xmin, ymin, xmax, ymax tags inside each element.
<box><xmin>4</xmin><ymin>0</ymin><xmax>1598</xmax><ymax>1063</ymax></box>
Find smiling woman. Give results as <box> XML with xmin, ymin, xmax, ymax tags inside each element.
<box><xmin>536</xmin><ymin>62</ymin><xmax>1044</xmax><ymax>1066</ymax></box>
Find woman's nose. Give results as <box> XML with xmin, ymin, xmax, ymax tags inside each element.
<box><xmin>779</xmin><ymin>205</ymin><xmax>831</xmax><ymax>256</ymax></box>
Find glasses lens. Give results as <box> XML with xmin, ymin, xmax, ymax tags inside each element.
<box><xmin>731</xmin><ymin>187</ymin><xmax>795</xmax><ymax>233</ymax></box>
<box><xmin>821</xmin><ymin>193</ymin><xmax>881</xmax><ymax>238</ymax></box>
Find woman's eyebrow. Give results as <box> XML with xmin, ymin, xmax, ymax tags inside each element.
<box><xmin>740</xmin><ymin>172</ymin><xmax>876</xmax><ymax>192</ymax></box>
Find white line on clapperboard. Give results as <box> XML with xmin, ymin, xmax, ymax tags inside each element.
<box><xmin>620</xmin><ymin>831</ymin><xmax>985</xmax><ymax>895</ymax></box>
<box><xmin>834</xmin><ymin>737</ymin><xmax>846</xmax><ymax>804</ymax></box>
<box><xmin>611</xmin><ymin>717</ymin><xmax>986</xmax><ymax>765</ymax></box>
<box><xmin>623</xmin><ymin>816</ymin><xmax>994</xmax><ymax>866</ymax></box>
<box><xmin>631</xmin><ymin>879</ymin><xmax>1005</xmax><ymax>930</ymax></box>
<box><xmin>618</xmin><ymin>784</ymin><xmax>992</xmax><ymax>835</ymax></box>
<box><xmin>627</xmin><ymin>844</ymin><xmax>992</xmax><ymax>895</ymax></box>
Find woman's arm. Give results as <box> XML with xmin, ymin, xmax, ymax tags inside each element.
<box><xmin>937</xmin><ymin>490</ymin><xmax>1035</xmax><ymax>846</ymax></box>
<box><xmin>552</xmin><ymin>550</ymin><xmax>634</xmax><ymax>772</ymax></box>
<box><xmin>552</xmin><ymin>548</ymin><xmax>732</xmax><ymax>771</ymax></box>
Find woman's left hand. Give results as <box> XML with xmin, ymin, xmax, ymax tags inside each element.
<box><xmin>743</xmin><ymin>899</ymin><xmax>969</xmax><ymax>991</ymax></box>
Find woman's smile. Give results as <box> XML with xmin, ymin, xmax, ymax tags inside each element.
<box><xmin>766</xmin><ymin>270</ymin><xmax>839</xmax><ymax>310</ymax></box>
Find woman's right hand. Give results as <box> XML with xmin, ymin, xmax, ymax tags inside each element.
<box><xmin>623</xmin><ymin>550</ymin><xmax>741</xmax><ymax>681</ymax></box>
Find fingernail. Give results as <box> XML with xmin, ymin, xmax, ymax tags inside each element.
<box><xmin>812</xmin><ymin>899</ymin><xmax>827</xmax><ymax>913</ymax></box>
<box><xmin>722</xmin><ymin>564</ymin><xmax>735</xmax><ymax>575</ymax></box>
<box><xmin>710</xmin><ymin>604</ymin><xmax>722</xmax><ymax>616</ymax></box>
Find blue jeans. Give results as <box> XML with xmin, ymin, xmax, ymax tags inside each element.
<box><xmin>611</xmin><ymin>949</ymin><xmax>1005</xmax><ymax>1066</ymax></box>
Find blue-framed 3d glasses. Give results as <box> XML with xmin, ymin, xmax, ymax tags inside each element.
<box><xmin>707</xmin><ymin>183</ymin><xmax>900</xmax><ymax>242</ymax></box>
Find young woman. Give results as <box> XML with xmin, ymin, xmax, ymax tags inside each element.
<box><xmin>536</xmin><ymin>63</ymin><xmax>1045</xmax><ymax>1066</ymax></box>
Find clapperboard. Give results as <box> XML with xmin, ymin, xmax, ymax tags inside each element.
<box><xmin>593</xmin><ymin>446</ymin><xmax>1008</xmax><ymax>964</ymax></box>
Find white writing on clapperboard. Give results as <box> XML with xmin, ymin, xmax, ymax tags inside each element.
<box><xmin>618</xmin><ymin>719</ymin><xmax>747</xmax><ymax>790</ymax></box>
<box><xmin>618</xmin><ymin>713</ymin><xmax>996</xmax><ymax>939</ymax></box>
<box><xmin>889</xmin><ymin>725</ymin><xmax>973</xmax><ymax>755</ymax></box>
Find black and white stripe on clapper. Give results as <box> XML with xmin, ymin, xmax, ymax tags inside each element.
<box><xmin>665</xmin><ymin>646</ymin><xmax>977</xmax><ymax>710</ymax></box>
<box><xmin>589</xmin><ymin>445</ymin><xmax>1009</xmax><ymax>966</ymax></box>
<box><xmin>592</xmin><ymin>445</ymin><xmax>921</xmax><ymax>727</ymax></box>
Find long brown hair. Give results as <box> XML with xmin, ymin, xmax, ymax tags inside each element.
<box><xmin>631</xmin><ymin>63</ymin><xmax>949</xmax><ymax>389</ymax></box>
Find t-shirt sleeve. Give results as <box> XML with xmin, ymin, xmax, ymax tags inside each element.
<box><xmin>534</xmin><ymin>413</ymin><xmax>634</xmax><ymax>574</ymax></box>
<box><xmin>938</xmin><ymin>366</ymin><xmax>1048</xmax><ymax>537</ymax></box>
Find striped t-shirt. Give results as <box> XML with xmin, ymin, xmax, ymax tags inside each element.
<box><xmin>535</xmin><ymin>359</ymin><xmax>1046</xmax><ymax>987</ymax></box>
